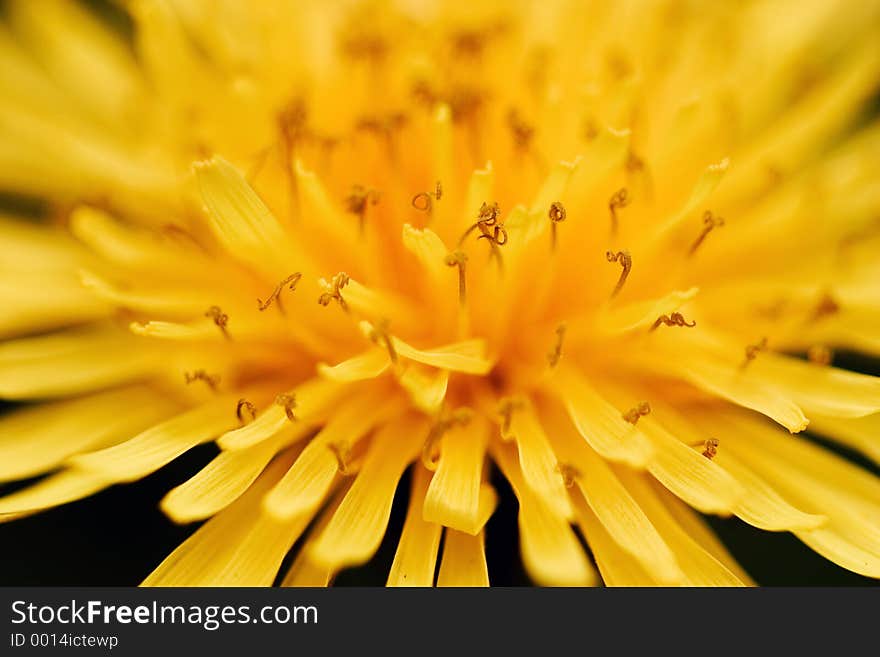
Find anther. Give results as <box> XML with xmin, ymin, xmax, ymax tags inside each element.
<box><xmin>701</xmin><ymin>438</ymin><xmax>719</xmax><ymax>460</ymax></box>
<box><xmin>236</xmin><ymin>398</ymin><xmax>257</xmax><ymax>424</ymax></box>
<box><xmin>184</xmin><ymin>369</ymin><xmax>220</xmax><ymax>390</ymax></box>
<box><xmin>507</xmin><ymin>108</ymin><xmax>535</xmax><ymax>151</ymax></box>
<box><xmin>742</xmin><ymin>337</ymin><xmax>768</xmax><ymax>368</ymax></box>
<box><xmin>204</xmin><ymin>305</ymin><xmax>230</xmax><ymax>339</ymax></box>
<box><xmin>458</xmin><ymin>201</ymin><xmax>507</xmax><ymax>254</ymax></box>
<box><xmin>445</xmin><ymin>250</ymin><xmax>469</xmax><ymax>306</ymax></box>
<box><xmin>257</xmin><ymin>272</ymin><xmax>302</xmax><ymax>313</ymax></box>
<box><xmin>318</xmin><ymin>272</ymin><xmax>351</xmax><ymax>311</ymax></box>
<box><xmin>605</xmin><ymin>250</ymin><xmax>632</xmax><ymax>298</ymax></box>
<box><xmin>547</xmin><ymin>324</ymin><xmax>567</xmax><ymax>368</ymax></box>
<box><xmin>650</xmin><ymin>312</ymin><xmax>697</xmax><ymax>331</ymax></box>
<box><xmin>275</xmin><ymin>393</ymin><xmax>297</xmax><ymax>421</ymax></box>
<box><xmin>497</xmin><ymin>397</ymin><xmax>525</xmax><ymax>436</ymax></box>
<box><xmin>608</xmin><ymin>188</ymin><xmax>630</xmax><ymax>234</ymax></box>
<box><xmin>583</xmin><ymin>118</ymin><xmax>599</xmax><ymax>141</ymax></box>
<box><xmin>622</xmin><ymin>401</ymin><xmax>651</xmax><ymax>425</ymax></box>
<box><xmin>412</xmin><ymin>181</ymin><xmax>443</xmax><ymax>215</ymax></box>
<box><xmin>688</xmin><ymin>210</ymin><xmax>725</xmax><ymax>256</ymax></box>
<box><xmin>556</xmin><ymin>462</ymin><xmax>581</xmax><ymax>488</ymax></box>
<box><xmin>368</xmin><ymin>319</ymin><xmax>398</xmax><ymax>365</ymax></box>
<box><xmin>344</xmin><ymin>184</ymin><xmax>380</xmax><ymax>235</ymax></box>
<box><xmin>626</xmin><ymin>150</ymin><xmax>645</xmax><ymax>173</ymax></box>
<box><xmin>810</xmin><ymin>292</ymin><xmax>840</xmax><ymax>322</ymax></box>
<box><xmin>549</xmin><ymin>201</ymin><xmax>566</xmax><ymax>251</ymax></box>
<box><xmin>807</xmin><ymin>344</ymin><xmax>833</xmax><ymax>366</ymax></box>
<box><xmin>421</xmin><ymin>408</ymin><xmax>473</xmax><ymax>470</ymax></box>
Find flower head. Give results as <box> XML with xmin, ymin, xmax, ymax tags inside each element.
<box><xmin>1</xmin><ymin>0</ymin><xmax>880</xmax><ymax>586</ymax></box>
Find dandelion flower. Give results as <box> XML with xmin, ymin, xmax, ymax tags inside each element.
<box><xmin>1</xmin><ymin>0</ymin><xmax>880</xmax><ymax>587</ymax></box>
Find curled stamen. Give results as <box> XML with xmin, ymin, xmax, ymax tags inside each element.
<box><xmin>549</xmin><ymin>201</ymin><xmax>566</xmax><ymax>251</ymax></box>
<box><xmin>445</xmin><ymin>250</ymin><xmax>468</xmax><ymax>306</ymax></box>
<box><xmin>421</xmin><ymin>408</ymin><xmax>473</xmax><ymax>470</ymax></box>
<box><xmin>742</xmin><ymin>337</ymin><xmax>768</xmax><ymax>368</ymax></box>
<box><xmin>688</xmin><ymin>210</ymin><xmax>725</xmax><ymax>256</ymax></box>
<box><xmin>622</xmin><ymin>401</ymin><xmax>651</xmax><ymax>425</ymax></box>
<box><xmin>497</xmin><ymin>397</ymin><xmax>525</xmax><ymax>436</ymax></box>
<box><xmin>650</xmin><ymin>312</ymin><xmax>697</xmax><ymax>331</ymax></box>
<box><xmin>608</xmin><ymin>188</ymin><xmax>630</xmax><ymax>234</ymax></box>
<box><xmin>605</xmin><ymin>250</ymin><xmax>632</xmax><ymax>298</ymax></box>
<box><xmin>257</xmin><ymin>272</ymin><xmax>302</xmax><ymax>312</ymax></box>
<box><xmin>547</xmin><ymin>323</ymin><xmax>567</xmax><ymax>368</ymax></box>
<box><xmin>412</xmin><ymin>181</ymin><xmax>442</xmax><ymax>215</ymax></box>
<box><xmin>204</xmin><ymin>305</ymin><xmax>230</xmax><ymax>339</ymax></box>
<box><xmin>458</xmin><ymin>202</ymin><xmax>506</xmax><ymax>249</ymax></box>
<box><xmin>702</xmin><ymin>438</ymin><xmax>719</xmax><ymax>460</ymax></box>
<box><xmin>368</xmin><ymin>319</ymin><xmax>398</xmax><ymax>365</ymax></box>
<box><xmin>184</xmin><ymin>369</ymin><xmax>220</xmax><ymax>390</ymax></box>
<box><xmin>275</xmin><ymin>393</ymin><xmax>297</xmax><ymax>421</ymax></box>
<box><xmin>236</xmin><ymin>398</ymin><xmax>257</xmax><ymax>424</ymax></box>
<box><xmin>318</xmin><ymin>272</ymin><xmax>351</xmax><ymax>311</ymax></box>
<box><xmin>344</xmin><ymin>184</ymin><xmax>380</xmax><ymax>234</ymax></box>
<box><xmin>807</xmin><ymin>344</ymin><xmax>833</xmax><ymax>366</ymax></box>
<box><xmin>556</xmin><ymin>462</ymin><xmax>581</xmax><ymax>488</ymax></box>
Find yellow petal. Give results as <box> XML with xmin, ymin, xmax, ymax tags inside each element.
<box><xmin>263</xmin><ymin>392</ymin><xmax>399</xmax><ymax>519</ymax></box>
<box><xmin>654</xmin><ymin>157</ymin><xmax>729</xmax><ymax>237</ymax></box>
<box><xmin>502</xmin><ymin>401</ymin><xmax>573</xmax><ymax>519</ymax></box>
<box><xmin>423</xmin><ymin>418</ymin><xmax>489</xmax><ymax>534</ymax></box>
<box><xmin>549</xmin><ymin>364</ymin><xmax>654</xmax><ymax>467</ymax></box>
<box><xmin>308</xmin><ymin>416</ymin><xmax>422</xmax><ymax>569</ymax></box>
<box><xmin>80</xmin><ymin>270</ymin><xmax>207</xmax><ymax>316</ymax></box>
<box><xmin>359</xmin><ymin>321</ymin><xmax>492</xmax><ymax>374</ymax></box>
<box><xmin>387</xmin><ymin>465</ymin><xmax>442</xmax><ymax>587</ymax></box>
<box><xmin>573</xmin><ymin>492</ymin><xmax>659</xmax><ymax>586</ymax></box>
<box><xmin>437</xmin><ymin>530</ymin><xmax>489</xmax><ymax>587</ymax></box>
<box><xmin>0</xmin><ymin>385</ymin><xmax>178</xmax><ymax>481</ymax></box>
<box><xmin>0</xmin><ymin>325</ymin><xmax>164</xmax><ymax>399</ymax></box>
<box><xmin>317</xmin><ymin>349</ymin><xmax>390</xmax><ymax>382</ymax></box>
<box><xmin>549</xmin><ymin>426</ymin><xmax>683</xmax><ymax>584</ymax></box>
<box><xmin>651</xmin><ymin>346</ymin><xmax>809</xmax><ymax>432</ymax></box>
<box><xmin>615</xmin><ymin>469</ymin><xmax>748</xmax><ymax>586</ymax></box>
<box><xmin>651</xmin><ymin>400</ymin><xmax>826</xmax><ymax>531</ymax></box>
<box><xmin>0</xmin><ymin>467</ymin><xmax>108</xmax><ymax>517</ymax></box>
<box><xmin>280</xmin><ymin>488</ymin><xmax>346</xmax><ymax>587</ymax></box>
<box><xmin>808</xmin><ymin>412</ymin><xmax>880</xmax><ymax>465</ymax></box>
<box><xmin>142</xmin><ymin>453</ymin><xmax>314</xmax><ymax>586</ymax></box>
<box><xmin>493</xmin><ymin>442</ymin><xmax>596</xmax><ymax>586</ymax></box>
<box><xmin>161</xmin><ymin>433</ymin><xmax>305</xmax><ymax>524</ymax></box>
<box><xmin>639</xmin><ymin>419</ymin><xmax>744</xmax><ymax>515</ymax></box>
<box><xmin>69</xmin><ymin>395</ymin><xmax>238</xmax><ymax>481</ymax></box>
<box><xmin>751</xmin><ymin>354</ymin><xmax>880</xmax><ymax>419</ymax></box>
<box><xmin>218</xmin><ymin>377</ymin><xmax>341</xmax><ymax>450</ymax></box>
<box><xmin>397</xmin><ymin>365</ymin><xmax>449</xmax><ymax>413</ymax></box>
<box><xmin>401</xmin><ymin>224</ymin><xmax>449</xmax><ymax>281</ymax></box>
<box><xmin>597</xmin><ymin>287</ymin><xmax>699</xmax><ymax>334</ymax></box>
<box><xmin>193</xmin><ymin>156</ymin><xmax>300</xmax><ymax>276</ymax></box>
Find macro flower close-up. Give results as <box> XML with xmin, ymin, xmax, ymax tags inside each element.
<box><xmin>1</xmin><ymin>0</ymin><xmax>879</xmax><ymax>588</ymax></box>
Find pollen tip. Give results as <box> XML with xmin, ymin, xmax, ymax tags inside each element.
<box><xmin>555</xmin><ymin>462</ymin><xmax>581</xmax><ymax>488</ymax></box>
<box><xmin>622</xmin><ymin>401</ymin><xmax>651</xmax><ymax>425</ymax></box>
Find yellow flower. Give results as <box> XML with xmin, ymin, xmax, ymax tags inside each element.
<box><xmin>1</xmin><ymin>0</ymin><xmax>879</xmax><ymax>587</ymax></box>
